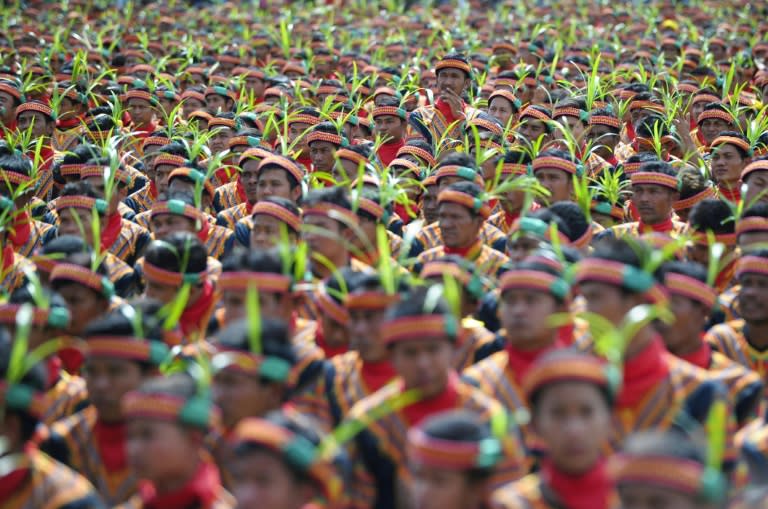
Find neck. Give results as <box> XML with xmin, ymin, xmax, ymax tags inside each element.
<box><xmin>668</xmin><ymin>334</ymin><xmax>704</xmax><ymax>356</ymax></box>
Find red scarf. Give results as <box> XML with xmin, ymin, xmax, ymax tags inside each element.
<box><xmin>295</xmin><ymin>154</ymin><xmax>312</xmax><ymax>171</ymax></box>
<box><xmin>506</xmin><ymin>341</ymin><xmax>563</xmax><ymax>387</ymax></box>
<box><xmin>2</xmin><ymin>245</ymin><xmax>14</xmax><ymax>273</ymax></box>
<box><xmin>393</xmin><ymin>202</ymin><xmax>419</xmax><ymax>224</ymax></box>
<box><xmin>616</xmin><ymin>337</ymin><xmax>670</xmax><ymax>408</ymax></box>
<box><xmin>541</xmin><ymin>459</ymin><xmax>612</xmax><ymax>509</ymax></box>
<box><xmin>33</xmin><ymin>145</ymin><xmax>56</xmax><ymax>171</ymax></box>
<box><xmin>402</xmin><ymin>372</ymin><xmax>460</xmax><ymax>426</ymax></box>
<box><xmin>435</xmin><ymin>97</ymin><xmax>463</xmax><ymax>125</ymax></box>
<box><xmin>46</xmin><ymin>357</ymin><xmax>61</xmax><ymax>390</ymax></box>
<box><xmin>678</xmin><ymin>340</ymin><xmax>711</xmax><ymax>369</ymax></box>
<box><xmin>56</xmin><ymin>117</ymin><xmax>81</xmax><ymax>130</ymax></box>
<box><xmin>215</xmin><ymin>166</ymin><xmax>238</xmax><ymax>185</ymax></box>
<box><xmin>58</xmin><ymin>347</ymin><xmax>84</xmax><ymax>375</ymax></box>
<box><xmin>0</xmin><ymin>445</ymin><xmax>33</xmax><ymax>504</ymax></box>
<box><xmin>625</xmin><ymin>123</ymin><xmax>637</xmax><ymax>143</ymax></box>
<box><xmin>235</xmin><ymin>178</ymin><xmax>251</xmax><ymax>208</ymax></box>
<box><xmin>444</xmin><ymin>239</ymin><xmax>483</xmax><ymax>260</ymax></box>
<box><xmin>377</xmin><ymin>139</ymin><xmax>405</xmax><ymax>166</ymax></box>
<box><xmin>180</xmin><ymin>281</ymin><xmax>216</xmax><ymax>337</ymax></box>
<box><xmin>94</xmin><ymin>420</ymin><xmax>127</xmax><ymax>472</ymax></box>
<box><xmin>637</xmin><ymin>216</ymin><xmax>674</xmax><ymax>234</ymax></box>
<box><xmin>132</xmin><ymin>120</ymin><xmax>158</xmax><ymax>138</ymax></box>
<box><xmin>360</xmin><ymin>359</ymin><xmax>397</xmax><ymax>393</ymax></box>
<box><xmin>197</xmin><ymin>219</ymin><xmax>211</xmax><ymax>245</ymax></box>
<box><xmin>605</xmin><ymin>154</ymin><xmax>620</xmax><ymax>167</ymax></box>
<box><xmin>140</xmin><ymin>461</ymin><xmax>221</xmax><ymax>509</ymax></box>
<box><xmin>314</xmin><ymin>322</ymin><xmax>348</xmax><ymax>358</ymax></box>
<box><xmin>100</xmin><ymin>213</ymin><xmax>123</xmax><ymax>253</ymax></box>
<box><xmin>149</xmin><ymin>181</ymin><xmax>158</xmax><ymax>201</ymax></box>
<box><xmin>718</xmin><ymin>183</ymin><xmax>741</xmax><ymax>203</ymax></box>
<box><xmin>8</xmin><ymin>211</ymin><xmax>32</xmax><ymax>251</ymax></box>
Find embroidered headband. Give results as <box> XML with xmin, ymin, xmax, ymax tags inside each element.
<box><xmin>258</xmin><ymin>155</ymin><xmax>304</xmax><ymax>184</ymax></box>
<box><xmin>519</xmin><ymin>106</ymin><xmax>551</xmax><ymax>122</ymax></box>
<box><xmin>230</xmin><ymin>418</ymin><xmax>341</xmax><ymax>502</ymax></box>
<box><xmin>50</xmin><ymin>263</ymin><xmax>114</xmax><ymax>298</ymax></box>
<box><xmin>16</xmin><ymin>101</ymin><xmax>54</xmax><ymax>119</ymax></box>
<box><xmin>532</xmin><ymin>156</ymin><xmax>579</xmax><ymax>176</ymax></box>
<box><xmin>150</xmin><ymin>199</ymin><xmax>202</xmax><ymax>223</ymax></box>
<box><xmin>142</xmin><ymin>137</ymin><xmax>172</xmax><ymax>150</ymax></box>
<box><xmin>0</xmin><ymin>304</ymin><xmax>70</xmax><ymax>329</ymax></box>
<box><xmin>238</xmin><ymin>147</ymin><xmax>273</xmax><ymax>167</ymax></box>
<box><xmin>574</xmin><ymin>258</ymin><xmax>667</xmax><ymax>304</ymax></box>
<box><xmin>251</xmin><ymin>201</ymin><xmax>302</xmax><ymax>233</ymax></box>
<box><xmin>664</xmin><ymin>273</ymin><xmax>717</xmax><ymax>309</ymax></box>
<box><xmin>345</xmin><ymin>291</ymin><xmax>400</xmax><ymax>310</ymax></box>
<box><xmin>86</xmin><ymin>337</ymin><xmax>169</xmax><ymax>365</ymax></box>
<box><xmin>736</xmin><ymin>216</ymin><xmax>768</xmax><ymax>238</ymax></box>
<box><xmin>372</xmin><ymin>105</ymin><xmax>407</xmax><ymax>120</ymax></box>
<box><xmin>609</xmin><ymin>454</ymin><xmax>714</xmax><ymax>499</ymax></box>
<box><xmin>218</xmin><ymin>272</ymin><xmax>292</xmax><ymax>294</ymax></box>
<box><xmin>381</xmin><ymin>314</ymin><xmax>458</xmax><ymax>345</ymax></box>
<box><xmin>212</xmin><ymin>349</ymin><xmax>294</xmax><ymax>385</ymax></box>
<box><xmin>287</xmin><ymin>113</ymin><xmax>321</xmax><ymax>127</ymax></box>
<box><xmin>438</xmin><ymin>189</ymin><xmax>491</xmax><ymax>219</ymax></box>
<box><xmin>420</xmin><ymin>261</ymin><xmax>485</xmax><ymax>298</ymax></box>
<box><xmin>630</xmin><ymin>172</ymin><xmax>679</xmax><ymax>190</ymax></box>
<box><xmin>307</xmin><ymin>130</ymin><xmax>345</xmax><ymax>147</ymax></box>
<box><xmin>697</xmin><ymin>109</ymin><xmax>734</xmax><ymax>125</ymax></box>
<box><xmin>397</xmin><ymin>145</ymin><xmax>436</xmax><ymax>167</ymax></box>
<box><xmin>357</xmin><ymin>197</ymin><xmax>385</xmax><ymax>221</ymax></box>
<box><xmin>0</xmin><ymin>170</ymin><xmax>31</xmax><ymax>185</ymax></box>
<box><xmin>673</xmin><ymin>186</ymin><xmax>715</xmax><ymax>211</ymax></box>
<box><xmin>122</xmin><ymin>89</ymin><xmax>155</xmax><ymax>104</ymax></box>
<box><xmin>407</xmin><ymin>427</ymin><xmax>502</xmax><ymax>471</ymax></box>
<box><xmin>143</xmin><ymin>260</ymin><xmax>207</xmax><ymax>286</ymax></box>
<box><xmin>314</xmin><ymin>284</ymin><xmax>349</xmax><ymax>325</ymax></box>
<box><xmin>168</xmin><ymin>168</ymin><xmax>216</xmax><ymax>200</ymax></box>
<box><xmin>122</xmin><ymin>391</ymin><xmax>220</xmax><ymax>430</ymax></box>
<box><xmin>711</xmin><ymin>135</ymin><xmax>751</xmax><ymax>153</ymax></box>
<box><xmin>741</xmin><ymin>160</ymin><xmax>768</xmax><ymax>182</ymax></box>
<box><xmin>153</xmin><ymin>153</ymin><xmax>188</xmax><ymax>170</ymax></box>
<box><xmin>435</xmin><ymin>165</ymin><xmax>485</xmax><ymax>186</ymax></box>
<box><xmin>335</xmin><ymin>149</ymin><xmax>369</xmax><ymax>168</ymax></box>
<box><xmin>488</xmin><ymin>90</ymin><xmax>521</xmax><ymax>110</ymax></box>
<box><xmin>589</xmin><ymin>115</ymin><xmax>621</xmax><ymax>129</ymax></box>
<box><xmin>208</xmin><ymin>117</ymin><xmax>237</xmax><ymax>130</ymax></box>
<box><xmin>303</xmin><ymin>202</ymin><xmax>359</xmax><ymax>227</ymax></box>
<box><xmin>499</xmin><ymin>269</ymin><xmax>570</xmax><ymax>300</ymax></box>
<box><xmin>736</xmin><ymin>255</ymin><xmax>768</xmax><ymax>278</ymax></box>
<box><xmin>435</xmin><ymin>58</ymin><xmax>471</xmax><ymax>75</ymax></box>
<box><xmin>523</xmin><ymin>351</ymin><xmax>611</xmax><ymax>401</ymax></box>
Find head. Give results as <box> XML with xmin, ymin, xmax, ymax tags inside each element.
<box><xmin>437</xmin><ymin>181</ymin><xmax>487</xmax><ymax>249</ymax></box>
<box><xmin>738</xmin><ymin>204</ymin><xmax>768</xmax><ymax>251</ymax></box>
<box><xmin>587</xmin><ymin>107</ymin><xmax>621</xmax><ymax>159</ymax></box>
<box><xmin>347</xmin><ymin>274</ymin><xmax>407</xmax><ymax>363</ymax></box>
<box><xmin>256</xmin><ymin>156</ymin><xmax>303</xmax><ymax>204</ymax></box>
<box><xmin>16</xmin><ymin>102</ymin><xmax>55</xmax><ymax>139</ymax></box>
<box><xmin>127</xmin><ymin>95</ymin><xmax>155</xmax><ymax>127</ymax></box>
<box><xmin>308</xmin><ymin>122</ymin><xmax>344</xmax><ymax>172</ymax></box>
<box><xmin>710</xmin><ymin>132</ymin><xmax>750</xmax><ymax>188</ymax></box>
<box><xmin>675</xmin><ymin>166</ymin><xmax>712</xmax><ymax>222</ymax></box>
<box><xmin>630</xmin><ymin>161</ymin><xmax>679</xmax><ymax>226</ymax></box>
<box><xmin>686</xmin><ymin>199</ymin><xmax>735</xmax><ymax>267</ymax></box>
<box><xmin>142</xmin><ymin>232</ymin><xmax>208</xmax><ymax>304</ymax></box>
<box><xmin>50</xmin><ymin>252</ymin><xmax>112</xmax><ymax>336</ymax></box>
<box><xmin>316</xmin><ymin>268</ymin><xmax>360</xmax><ymax>351</ymax></box>
<box><xmin>655</xmin><ymin>261</ymin><xmax>713</xmax><ymax>354</ymax></box>
<box><xmin>743</xmin><ymin>158</ymin><xmax>768</xmax><ymax>207</ymax></box>
<box><xmin>436</xmin><ymin>54</ymin><xmax>472</xmax><ymax>96</ymax></box>
<box><xmin>499</xmin><ymin>254</ymin><xmax>569</xmax><ymax>349</ymax></box>
<box><xmin>487</xmin><ymin>90</ymin><xmax>519</xmax><ymax>128</ymax></box>
<box><xmin>698</xmin><ymin>104</ymin><xmax>734</xmax><ymax>145</ymax></box>
<box><xmin>553</xmin><ymin>98</ymin><xmax>589</xmax><ymax>144</ymax></box>
<box><xmin>149</xmin><ymin>194</ymin><xmax>200</xmax><ymax>240</ymax></box>
<box><xmin>526</xmin><ymin>350</ymin><xmax>613</xmax><ymax>474</ymax></box>
<box><xmin>517</xmin><ymin>106</ymin><xmax>552</xmax><ymax>145</ymax></box>
<box><xmin>407</xmin><ymin>411</ymin><xmax>498</xmax><ymax>509</ymax></box>
<box><xmin>301</xmin><ymin>187</ymin><xmax>355</xmax><ymax>268</ymax></box>
<box><xmin>736</xmin><ymin>250</ymin><xmax>768</xmax><ymax>326</ymax></box>
<box><xmin>250</xmin><ymin>197</ymin><xmax>302</xmax><ymax>250</ymax></box>
<box><xmin>373</xmin><ymin>97</ymin><xmax>407</xmax><ymax>143</ymax></box>
<box><xmin>385</xmin><ymin>287</ymin><xmax>456</xmax><ymax>398</ymax></box>
<box><xmin>212</xmin><ymin>319</ymin><xmax>296</xmax><ymax>429</ymax></box>
<box><xmin>532</xmin><ymin>149</ymin><xmax>578</xmax><ymax>204</ymax></box>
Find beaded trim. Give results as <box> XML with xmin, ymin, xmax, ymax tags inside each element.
<box><xmin>741</xmin><ymin>160</ymin><xmax>768</xmax><ymax>181</ymax></box>
<box><xmin>345</xmin><ymin>291</ymin><xmax>400</xmax><ymax>310</ymax></box>
<box><xmin>711</xmin><ymin>135</ymin><xmax>750</xmax><ymax>153</ymax></box>
<box><xmin>122</xmin><ymin>391</ymin><xmax>219</xmax><ymax>429</ymax></box>
<box><xmin>532</xmin><ymin>156</ymin><xmax>578</xmax><ymax>175</ymax></box>
<box><xmin>303</xmin><ymin>202</ymin><xmax>358</xmax><ymax>227</ymax></box>
<box><xmin>589</xmin><ymin>115</ymin><xmax>621</xmax><ymax>129</ymax></box>
<box><xmin>435</xmin><ymin>165</ymin><xmax>484</xmax><ymax>186</ymax></box>
<box><xmin>435</xmin><ymin>58</ymin><xmax>471</xmax><ymax>74</ymax></box>
<box><xmin>673</xmin><ymin>186</ymin><xmax>715</xmax><ymax>211</ymax></box>
<box><xmin>251</xmin><ymin>201</ymin><xmax>302</xmax><ymax>233</ymax></box>
<box><xmin>438</xmin><ymin>189</ymin><xmax>491</xmax><ymax>219</ymax></box>
<box><xmin>50</xmin><ymin>263</ymin><xmax>107</xmax><ymax>293</ymax></box>
<box><xmin>314</xmin><ymin>284</ymin><xmax>349</xmax><ymax>325</ymax></box>
<box><xmin>258</xmin><ymin>155</ymin><xmax>304</xmax><ymax>184</ymax></box>
<box><xmin>382</xmin><ymin>314</ymin><xmax>458</xmax><ymax>344</ymax></box>
<box><xmin>664</xmin><ymin>273</ymin><xmax>717</xmax><ymax>309</ymax></box>
<box><xmin>357</xmin><ymin>197</ymin><xmax>385</xmax><ymax>220</ymax></box>
<box><xmin>397</xmin><ymin>145</ymin><xmax>436</xmax><ymax>166</ymax></box>
<box><xmin>307</xmin><ymin>131</ymin><xmax>344</xmax><ymax>146</ymax></box>
<box><xmin>16</xmin><ymin>101</ymin><xmax>53</xmax><ymax>118</ymax></box>
<box><xmin>218</xmin><ymin>272</ymin><xmax>292</xmax><ymax>293</ymax></box>
<box><xmin>630</xmin><ymin>171</ymin><xmax>678</xmax><ymax>190</ymax></box>
<box><xmin>697</xmin><ymin>109</ymin><xmax>734</xmax><ymax>125</ymax></box>
<box><xmin>523</xmin><ymin>353</ymin><xmax>609</xmax><ymax>399</ymax></box>
<box><xmin>610</xmin><ymin>455</ymin><xmax>704</xmax><ymax>496</ymax></box>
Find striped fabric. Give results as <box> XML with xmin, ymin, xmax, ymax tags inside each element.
<box><xmin>12</xmin><ymin>220</ymin><xmax>56</xmax><ymax>258</ymax></box>
<box><xmin>41</xmin><ymin>373</ymin><xmax>89</xmax><ymax>426</ymax></box>
<box><xmin>417</xmin><ymin>243</ymin><xmax>509</xmax><ymax>283</ymax></box>
<box><xmin>1</xmin><ymin>252</ymin><xmax>34</xmax><ymax>295</ymax></box>
<box><xmin>212</xmin><ymin>182</ymin><xmax>243</xmax><ymax>213</ymax></box>
<box><xmin>1</xmin><ymin>448</ymin><xmax>105</xmax><ymax>509</ymax></box>
<box><xmin>610</xmin><ymin>219</ymin><xmax>689</xmax><ymax>238</ymax></box>
<box><xmin>105</xmin><ymin>219</ymin><xmax>151</xmax><ymax>266</ymax></box>
<box><xmin>126</xmin><ymin>184</ymin><xmax>156</xmax><ymax>215</ymax></box>
<box><xmin>204</xmin><ymin>225</ymin><xmax>235</xmax><ymax>260</ymax></box>
<box><xmin>707</xmin><ymin>351</ymin><xmax>763</xmax><ymax>426</ymax></box>
<box><xmin>453</xmin><ymin>322</ymin><xmax>497</xmax><ymax>371</ymax></box>
<box><xmin>408</xmin><ymin>104</ymin><xmax>480</xmax><ymax>148</ymax></box>
<box><xmin>216</xmin><ymin>203</ymin><xmax>249</xmax><ymax>230</ymax></box>
<box><xmin>39</xmin><ymin>406</ymin><xmax>138</xmax><ymax>505</ymax></box>
<box><xmin>415</xmin><ymin>221</ymin><xmax>507</xmax><ymax>253</ymax></box>
<box><xmin>706</xmin><ymin>320</ymin><xmax>768</xmax><ymax>386</ymax></box>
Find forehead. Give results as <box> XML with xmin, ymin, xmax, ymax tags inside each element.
<box><xmin>438</xmin><ymin>201</ymin><xmax>471</xmax><ymax>216</ymax></box>
<box><xmin>252</xmin><ymin>213</ymin><xmax>283</xmax><ymax>228</ymax></box>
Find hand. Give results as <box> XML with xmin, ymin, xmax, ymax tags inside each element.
<box><xmin>439</xmin><ymin>88</ymin><xmax>464</xmax><ymax>118</ymax></box>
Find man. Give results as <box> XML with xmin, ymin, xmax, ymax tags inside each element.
<box><xmin>587</xmin><ymin>106</ymin><xmax>622</xmax><ymax>167</ymax></box>
<box><xmin>0</xmin><ymin>79</ymin><xmax>22</xmax><ymax>131</ymax></box>
<box><xmin>53</xmin><ymin>81</ymin><xmax>89</xmax><ymax>152</ymax></box>
<box><xmin>286</xmin><ymin>106</ymin><xmax>321</xmax><ymax>169</ymax></box>
<box><xmin>531</xmin><ymin>149</ymin><xmax>581</xmax><ymax>205</ymax></box>
<box><xmin>15</xmin><ymin>100</ymin><xmax>59</xmax><ymax>200</ymax></box>
<box><xmin>417</xmin><ymin>181</ymin><xmax>509</xmax><ymax>283</ymax></box>
<box><xmin>657</xmin><ymin>261</ymin><xmax>762</xmax><ymax>427</ymax></box>
<box><xmin>345</xmin><ymin>287</ymin><xmax>528</xmax><ymax>509</ymax></box>
<box><xmin>205</xmin><ymin>83</ymin><xmax>237</xmax><ymax>114</ymax></box>
<box><xmin>213</xmin><ymin>147</ymin><xmax>272</xmax><ymax>214</ymax></box>
<box><xmin>487</xmin><ymin>150</ymin><xmax>536</xmax><ymax>234</ymax></box>
<box><xmin>409</xmin><ymin>53</ymin><xmax>479</xmax><ymax>148</ymax></box>
<box><xmin>126</xmin><ymin>142</ymin><xmax>190</xmax><ymax>215</ymax></box>
<box><xmin>37</xmin><ymin>308</ymin><xmax>169</xmax><ymax>505</ymax></box>
<box><xmin>574</xmin><ymin>237</ymin><xmax>723</xmax><ymax>451</ymax></box>
<box><xmin>307</xmin><ymin>122</ymin><xmax>347</xmax><ymax>175</ymax></box>
<box><xmin>705</xmin><ymin>250</ymin><xmax>768</xmax><ymax>390</ymax></box>
<box><xmin>609</xmin><ymin>161</ymin><xmax>687</xmax><ymax>237</ymax></box>
<box><xmin>372</xmin><ymin>97</ymin><xmax>407</xmax><ymax>166</ymax></box>
<box><xmin>742</xmin><ymin>157</ymin><xmax>768</xmax><ymax>208</ymax></box>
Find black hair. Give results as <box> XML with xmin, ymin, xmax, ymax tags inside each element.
<box><xmin>50</xmin><ymin>251</ymin><xmax>110</xmax><ymax>301</ymax></box>
<box><xmin>84</xmin><ymin>113</ymin><xmax>116</xmax><ymax>134</ymax></box>
<box><xmin>527</xmin><ymin>349</ymin><xmax>613</xmax><ymax>409</ymax></box>
<box><xmin>356</xmin><ymin>188</ymin><xmax>385</xmax><ymax>223</ymax></box>
<box><xmin>144</xmin><ymin>232</ymin><xmax>208</xmax><ymax>275</ymax></box>
<box><xmin>404</xmin><ymin>138</ymin><xmax>433</xmax><ymax>158</ymax></box>
<box><xmin>589</xmin><ymin>237</ymin><xmax>658</xmax><ymax>293</ymax></box>
<box><xmin>0</xmin><ymin>143</ymin><xmax>32</xmax><ymax>176</ymax></box>
<box><xmin>376</xmin><ymin>95</ymin><xmax>404</xmax><ymax>112</ymax></box>
<box><xmin>9</xmin><ymin>286</ymin><xmax>69</xmax><ymax>330</ymax></box>
<box><xmin>659</xmin><ymin>260</ymin><xmax>708</xmax><ymax>284</ymax></box>
<box><xmin>81</xmin><ymin>307</ymin><xmax>164</xmax><ymax>372</ymax></box>
<box><xmin>60</xmin><ymin>181</ymin><xmax>101</xmax><ymax>199</ymax></box>
<box><xmin>525</xmin><ymin>208</ymin><xmax>574</xmax><ymax>240</ymax></box>
<box><xmin>688</xmin><ymin>199</ymin><xmax>734</xmax><ymax>234</ymax></box>
<box><xmin>324</xmin><ymin>267</ymin><xmax>363</xmax><ymax>305</ymax></box>
<box><xmin>621</xmin><ymin>430</ymin><xmax>706</xmax><ymax>466</ymax></box>
<box><xmin>350</xmin><ymin>272</ymin><xmax>410</xmax><ymax>295</ymax></box>
<box><xmin>156</xmin><ymin>141</ymin><xmax>191</xmax><ymax>159</ymax></box>
<box><xmin>437</xmin><ymin>53</ymin><xmax>471</xmax><ymax>78</ymax></box>
<box><xmin>635</xmin><ymin>114</ymin><xmax>670</xmax><ymax>138</ymax></box>
<box><xmin>742</xmin><ymin>203</ymin><xmax>768</xmax><ymax>220</ymax></box>
<box><xmin>536</xmin><ymin>148</ymin><xmax>576</xmax><ymax>164</ymax></box>
<box><xmin>40</xmin><ymin>235</ymin><xmax>90</xmax><ymax>256</ymax></box>
<box><xmin>441</xmin><ymin>181</ymin><xmax>485</xmax><ymax>217</ymax></box>
<box><xmin>385</xmin><ymin>285</ymin><xmax>452</xmax><ymax>334</ymax></box>
<box><xmin>503</xmin><ymin>149</ymin><xmax>532</xmax><ymax>165</ymax></box>
<box><xmin>623</xmin><ymin>152</ymin><xmax>660</xmax><ymax>166</ymax></box>
<box><xmin>303</xmin><ymin>186</ymin><xmax>352</xmax><ymax>214</ymax></box>
<box><xmin>309</xmin><ymin>121</ymin><xmax>343</xmax><ymax>145</ymax></box>
<box><xmin>636</xmin><ymin>160</ymin><xmax>677</xmax><ymax>178</ymax></box>
<box><xmin>417</xmin><ymin>410</ymin><xmax>498</xmax><ymax>481</ymax></box>
<box><xmin>0</xmin><ymin>327</ymin><xmax>47</xmax><ymax>442</ymax></box>
<box><xmin>548</xmin><ymin>201</ymin><xmax>590</xmax><ymax>242</ymax></box>
<box><xmin>554</xmin><ymin>98</ymin><xmax>588</xmax><ymax>124</ymax></box>
<box><xmin>251</xmin><ymin>196</ymin><xmax>301</xmax><ymax>228</ymax></box>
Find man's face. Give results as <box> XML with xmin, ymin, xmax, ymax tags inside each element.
<box><xmin>579</xmin><ymin>281</ymin><xmax>637</xmax><ymax>327</ymax></box>
<box><xmin>374</xmin><ymin>115</ymin><xmax>405</xmax><ymax>143</ymax></box>
<box><xmin>288</xmin><ymin>122</ymin><xmax>311</xmax><ymax>154</ymax></box>
<box><xmin>555</xmin><ymin>116</ymin><xmax>586</xmax><ymax>144</ymax></box>
<box><xmin>206</xmin><ymin>94</ymin><xmax>229</xmax><ymax>114</ymax></box>
<box><xmin>58</xmin><ymin>208</ymin><xmax>95</xmax><ymax>244</ymax></box>
<box><xmin>348</xmin><ymin>307</ymin><xmax>388</xmax><ymax>362</ymax></box>
<box><xmin>182</xmin><ymin>99</ymin><xmax>206</xmax><ymax>119</ymax></box>
<box><xmin>534</xmin><ymin>168</ymin><xmax>571</xmax><ymax>204</ymax></box>
<box><xmin>128</xmin><ymin>98</ymin><xmax>154</xmax><ymax>126</ymax></box>
<box><xmin>240</xmin><ymin>160</ymin><xmax>261</xmax><ymax>203</ymax></box>
<box><xmin>632</xmin><ymin>184</ymin><xmax>674</xmax><ymax>226</ymax></box>
<box><xmin>710</xmin><ymin>144</ymin><xmax>745</xmax><ymax>186</ymax></box>
<box><xmin>499</xmin><ymin>288</ymin><xmax>560</xmax><ymax>348</ymax></box>
<box><xmin>57</xmin><ymin>283</ymin><xmax>108</xmax><ymax>336</ymax></box>
<box><xmin>230</xmin><ymin>451</ymin><xmax>315</xmax><ymax>509</ymax></box>
<box><xmin>309</xmin><ymin>141</ymin><xmax>337</xmax><ymax>172</ymax></box>
<box><xmin>409</xmin><ymin>465</ymin><xmax>483</xmax><ymax>509</ymax></box>
<box><xmin>618</xmin><ymin>485</ymin><xmax>700</xmax><ymax>509</ymax></box>
<box><xmin>744</xmin><ymin>171</ymin><xmax>768</xmax><ymax>207</ymax></box>
<box><xmin>82</xmin><ymin>357</ymin><xmax>144</xmax><ymax>422</ymax></box>
<box><xmin>58</xmin><ymin>97</ymin><xmax>83</xmax><ymax>121</ymax></box>
<box><xmin>151</xmin><ymin>214</ymin><xmax>196</xmax><ymax>240</ymax></box>
<box><xmin>208</xmin><ymin>127</ymin><xmax>235</xmax><ymax>154</ymax></box>
<box><xmin>390</xmin><ymin>337</ymin><xmax>453</xmax><ymax>398</ymax></box>
<box><xmin>739</xmin><ymin>273</ymin><xmax>768</xmax><ymax>324</ymax></box>
<box><xmin>657</xmin><ymin>294</ymin><xmax>706</xmax><ymax>354</ymax></box>
<box><xmin>437</xmin><ymin>202</ymin><xmax>481</xmax><ymax>249</ymax></box>
<box><xmin>587</xmin><ymin>125</ymin><xmax>619</xmax><ymax>158</ymax></box>
<box><xmin>302</xmin><ymin>214</ymin><xmax>345</xmax><ymax>260</ymax></box>
<box><xmin>518</xmin><ymin>118</ymin><xmax>548</xmax><ymax>144</ymax></box>
<box><xmin>700</xmin><ymin>118</ymin><xmax>729</xmax><ymax>144</ymax></box>
<box><xmin>244</xmin><ymin>76</ymin><xmax>266</xmax><ymax>98</ymax></box>
<box><xmin>488</xmin><ymin>97</ymin><xmax>514</xmax><ymax>128</ymax></box>
<box><xmin>257</xmin><ymin>168</ymin><xmax>297</xmax><ymax>203</ymax></box>
<box><xmin>250</xmin><ymin>214</ymin><xmax>296</xmax><ymax>251</ymax></box>
<box><xmin>0</xmin><ymin>91</ymin><xmax>16</xmax><ymax>123</ymax></box>
<box><xmin>436</xmin><ymin>68</ymin><xmax>467</xmax><ymax>96</ymax></box>
<box><xmin>17</xmin><ymin>111</ymin><xmax>52</xmax><ymax>139</ymax></box>
<box><xmin>212</xmin><ymin>369</ymin><xmax>278</xmax><ymax>429</ymax></box>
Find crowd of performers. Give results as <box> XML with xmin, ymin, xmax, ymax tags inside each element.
<box><xmin>3</xmin><ymin>0</ymin><xmax>768</xmax><ymax>508</ymax></box>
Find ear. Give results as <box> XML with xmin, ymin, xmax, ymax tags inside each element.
<box><xmin>291</xmin><ymin>186</ymin><xmax>303</xmax><ymax>203</ymax></box>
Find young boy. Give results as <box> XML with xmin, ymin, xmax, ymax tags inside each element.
<box><xmin>0</xmin><ymin>330</ymin><xmax>106</xmax><ymax>509</ymax></box>
<box><xmin>37</xmin><ymin>308</ymin><xmax>169</xmax><ymax>505</ymax></box>
<box><xmin>372</xmin><ymin>97</ymin><xmax>407</xmax><ymax>166</ymax></box>
<box><xmin>492</xmin><ymin>350</ymin><xmax>615</xmax><ymax>509</ymax></box>
<box><xmin>406</xmin><ymin>410</ymin><xmax>503</xmax><ymax>509</ymax></box>
<box><xmin>118</xmin><ymin>373</ymin><xmax>235</xmax><ymax>508</ymax></box>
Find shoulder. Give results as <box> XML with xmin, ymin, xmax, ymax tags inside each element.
<box><xmin>30</xmin><ymin>450</ymin><xmax>106</xmax><ymax>509</ymax></box>
<box><xmin>490</xmin><ymin>474</ymin><xmax>544</xmax><ymax>509</ymax></box>
<box><xmin>348</xmin><ymin>380</ymin><xmax>403</xmax><ymax>420</ymax></box>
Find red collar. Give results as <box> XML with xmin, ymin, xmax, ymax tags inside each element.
<box><xmin>541</xmin><ymin>459</ymin><xmax>612</xmax><ymax>509</ymax></box>
<box><xmin>235</xmin><ymin>178</ymin><xmax>251</xmax><ymax>208</ymax></box>
<box><xmin>295</xmin><ymin>154</ymin><xmax>313</xmax><ymax>171</ymax></box>
<box><xmin>32</xmin><ymin>145</ymin><xmax>56</xmax><ymax>170</ymax></box>
<box><xmin>94</xmin><ymin>420</ymin><xmax>128</xmax><ymax>472</ymax></box>
<box><xmin>0</xmin><ymin>447</ymin><xmax>33</xmax><ymax>504</ymax></box>
<box><xmin>360</xmin><ymin>359</ymin><xmax>397</xmax><ymax>393</ymax></box>
<box><xmin>625</xmin><ymin>122</ymin><xmax>637</xmax><ymax>143</ymax></box>
<box><xmin>678</xmin><ymin>340</ymin><xmax>711</xmax><ymax>369</ymax></box>
<box><xmin>215</xmin><ymin>166</ymin><xmax>238</xmax><ymax>185</ymax></box>
<box><xmin>617</xmin><ymin>336</ymin><xmax>670</xmax><ymax>408</ymax></box>
<box><xmin>56</xmin><ymin>117</ymin><xmax>81</xmax><ymax>130</ymax></box>
<box><xmin>149</xmin><ymin>181</ymin><xmax>158</xmax><ymax>200</ymax></box>
<box><xmin>8</xmin><ymin>211</ymin><xmax>32</xmax><ymax>251</ymax></box>
<box><xmin>605</xmin><ymin>154</ymin><xmax>620</xmax><ymax>167</ymax></box>
<box><xmin>132</xmin><ymin>120</ymin><xmax>158</xmax><ymax>136</ymax></box>
<box><xmin>401</xmin><ymin>372</ymin><xmax>460</xmax><ymax>426</ymax></box>
<box><xmin>140</xmin><ymin>461</ymin><xmax>221</xmax><ymax>509</ymax></box>
<box><xmin>505</xmin><ymin>341</ymin><xmax>562</xmax><ymax>387</ymax></box>
<box><xmin>100</xmin><ymin>213</ymin><xmax>123</xmax><ymax>253</ymax></box>
<box><xmin>718</xmin><ymin>183</ymin><xmax>742</xmax><ymax>203</ymax></box>
<box><xmin>180</xmin><ymin>281</ymin><xmax>216</xmax><ymax>336</ymax></box>
<box><xmin>435</xmin><ymin>97</ymin><xmax>464</xmax><ymax>124</ymax></box>
<box><xmin>637</xmin><ymin>215</ymin><xmax>674</xmax><ymax>233</ymax></box>
<box><xmin>314</xmin><ymin>322</ymin><xmax>348</xmax><ymax>359</ymax></box>
<box><xmin>46</xmin><ymin>357</ymin><xmax>61</xmax><ymax>389</ymax></box>
<box><xmin>58</xmin><ymin>347</ymin><xmax>84</xmax><ymax>375</ymax></box>
<box><xmin>197</xmin><ymin>218</ymin><xmax>210</xmax><ymax>244</ymax></box>
<box><xmin>393</xmin><ymin>202</ymin><xmax>418</xmax><ymax>225</ymax></box>
<box><xmin>444</xmin><ymin>239</ymin><xmax>483</xmax><ymax>260</ymax></box>
<box><xmin>2</xmin><ymin>245</ymin><xmax>15</xmax><ymax>273</ymax></box>
<box><xmin>377</xmin><ymin>139</ymin><xmax>405</xmax><ymax>166</ymax></box>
